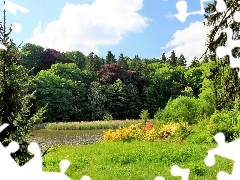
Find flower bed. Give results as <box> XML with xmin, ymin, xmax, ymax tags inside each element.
<box><xmin>103</xmin><ymin>121</ymin><xmax>189</xmax><ymax>142</ymax></box>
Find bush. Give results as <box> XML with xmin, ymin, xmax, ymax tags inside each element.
<box><xmin>184</xmin><ymin>122</ymin><xmax>212</xmax><ymax>144</ymax></box>
<box><xmin>103</xmin><ymin>112</ymin><xmax>113</xmax><ymax>121</ymax></box>
<box><xmin>139</xmin><ymin>109</ymin><xmax>150</xmax><ymax>123</ymax></box>
<box><xmin>103</xmin><ymin>122</ymin><xmax>182</xmax><ymax>142</ymax></box>
<box><xmin>157</xmin><ymin>96</ymin><xmax>201</xmax><ymax>124</ymax></box>
<box><xmin>206</xmin><ymin>110</ymin><xmax>240</xmax><ymax>141</ymax></box>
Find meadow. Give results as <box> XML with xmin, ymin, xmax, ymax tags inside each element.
<box><xmin>43</xmin><ymin>140</ymin><xmax>232</xmax><ymax>180</ymax></box>
<box><xmin>41</xmin><ymin>119</ymin><xmax>235</xmax><ymax>180</ymax></box>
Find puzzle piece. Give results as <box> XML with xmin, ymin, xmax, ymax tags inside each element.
<box><xmin>0</xmin><ymin>123</ymin><xmax>79</xmax><ymax>180</ymax></box>
<box><xmin>216</xmin><ymin>27</ymin><xmax>240</xmax><ymax>77</ymax></box>
<box><xmin>175</xmin><ymin>0</ymin><xmax>226</xmax><ymax>22</ymax></box>
<box><xmin>204</xmin><ymin>132</ymin><xmax>240</xmax><ymax>179</ymax></box>
<box><xmin>155</xmin><ymin>165</ymin><xmax>190</xmax><ymax>180</ymax></box>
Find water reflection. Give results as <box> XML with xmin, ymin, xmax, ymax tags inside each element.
<box><xmin>30</xmin><ymin>129</ymin><xmax>104</xmax><ymax>152</ymax></box>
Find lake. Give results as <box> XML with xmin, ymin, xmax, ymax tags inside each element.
<box><xmin>30</xmin><ymin>129</ymin><xmax>104</xmax><ymax>152</ymax></box>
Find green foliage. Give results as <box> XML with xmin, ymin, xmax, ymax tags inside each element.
<box><xmin>104</xmin><ymin>79</ymin><xmax>142</xmax><ymax>119</ymax></box>
<box><xmin>184</xmin><ymin>66</ymin><xmax>203</xmax><ymax>97</ymax></box>
<box><xmin>143</xmin><ymin>63</ymin><xmax>187</xmax><ymax>117</ymax></box>
<box><xmin>184</xmin><ymin>122</ymin><xmax>213</xmax><ymax>144</ymax></box>
<box><xmin>62</xmin><ymin>51</ymin><xmax>86</xmax><ymax>70</ymax></box>
<box><xmin>103</xmin><ymin>112</ymin><xmax>113</xmax><ymax>121</ymax></box>
<box><xmin>105</xmin><ymin>51</ymin><xmax>116</xmax><ymax>64</ymax></box>
<box><xmin>88</xmin><ymin>81</ymin><xmax>107</xmax><ymax>120</ymax></box>
<box><xmin>33</xmin><ymin>63</ymin><xmax>90</xmax><ymax>122</ymax></box>
<box><xmin>189</xmin><ymin>57</ymin><xmax>200</xmax><ymax>68</ymax></box>
<box><xmin>20</xmin><ymin>43</ymin><xmax>44</xmax><ymax>75</ymax></box>
<box><xmin>158</xmin><ymin>96</ymin><xmax>203</xmax><ymax>124</ymax></box>
<box><xmin>176</xmin><ymin>53</ymin><xmax>187</xmax><ymax>67</ymax></box>
<box><xmin>139</xmin><ymin>109</ymin><xmax>149</xmax><ymax>123</ymax></box>
<box><xmin>0</xmin><ymin>13</ymin><xmax>46</xmax><ymax>165</ymax></box>
<box><xmin>167</xmin><ymin>50</ymin><xmax>177</xmax><ymax>67</ymax></box>
<box><xmin>206</xmin><ymin>110</ymin><xmax>240</xmax><ymax>142</ymax></box>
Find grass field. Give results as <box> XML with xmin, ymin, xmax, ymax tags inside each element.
<box><xmin>43</xmin><ymin>140</ymin><xmax>232</xmax><ymax>180</ymax></box>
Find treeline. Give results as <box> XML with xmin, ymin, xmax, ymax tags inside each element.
<box><xmin>19</xmin><ymin>43</ymin><xmax>210</xmax><ymax>122</ymax></box>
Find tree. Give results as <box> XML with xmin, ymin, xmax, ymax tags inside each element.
<box><xmin>184</xmin><ymin>66</ymin><xmax>203</xmax><ymax>97</ymax></box>
<box><xmin>189</xmin><ymin>56</ymin><xmax>200</xmax><ymax>68</ymax></box>
<box><xmin>98</xmin><ymin>63</ymin><xmax>145</xmax><ymax>93</ymax></box>
<box><xmin>203</xmin><ymin>0</ymin><xmax>240</xmax><ymax>110</ymax></box>
<box><xmin>61</xmin><ymin>51</ymin><xmax>86</xmax><ymax>70</ymax></box>
<box><xmin>33</xmin><ymin>63</ymin><xmax>90</xmax><ymax>122</ymax></box>
<box><xmin>20</xmin><ymin>43</ymin><xmax>44</xmax><ymax>75</ymax></box>
<box><xmin>201</xmin><ymin>54</ymin><xmax>209</xmax><ymax>64</ymax></box>
<box><xmin>0</xmin><ymin>5</ymin><xmax>46</xmax><ymax>165</ymax></box>
<box><xmin>39</xmin><ymin>48</ymin><xmax>62</xmax><ymax>70</ymax></box>
<box><xmin>167</xmin><ymin>50</ymin><xmax>177</xmax><ymax>67</ymax></box>
<box><xmin>177</xmin><ymin>53</ymin><xmax>187</xmax><ymax>67</ymax></box>
<box><xmin>104</xmin><ymin>79</ymin><xmax>142</xmax><ymax>119</ymax></box>
<box><xmin>117</xmin><ymin>53</ymin><xmax>128</xmax><ymax>68</ymax></box>
<box><xmin>143</xmin><ymin>64</ymin><xmax>187</xmax><ymax>117</ymax></box>
<box><xmin>129</xmin><ymin>55</ymin><xmax>142</xmax><ymax>72</ymax></box>
<box><xmin>105</xmin><ymin>51</ymin><xmax>116</xmax><ymax>64</ymax></box>
<box><xmin>160</xmin><ymin>53</ymin><xmax>167</xmax><ymax>63</ymax></box>
<box><xmin>88</xmin><ymin>81</ymin><xmax>107</xmax><ymax>120</ymax></box>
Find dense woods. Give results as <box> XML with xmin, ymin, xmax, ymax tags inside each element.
<box><xmin>17</xmin><ymin>44</ymin><xmax>221</xmax><ymax>122</ymax></box>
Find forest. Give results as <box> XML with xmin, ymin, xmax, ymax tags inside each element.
<box><xmin>18</xmin><ymin>44</ymin><xmax>238</xmax><ymax>125</ymax></box>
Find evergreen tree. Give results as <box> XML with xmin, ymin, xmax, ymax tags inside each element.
<box><xmin>118</xmin><ymin>53</ymin><xmax>128</xmax><ymax>68</ymax></box>
<box><xmin>203</xmin><ymin>0</ymin><xmax>240</xmax><ymax>110</ymax></box>
<box><xmin>85</xmin><ymin>52</ymin><xmax>95</xmax><ymax>73</ymax></box>
<box><xmin>160</xmin><ymin>53</ymin><xmax>166</xmax><ymax>63</ymax></box>
<box><xmin>105</xmin><ymin>51</ymin><xmax>116</xmax><ymax>64</ymax></box>
<box><xmin>167</xmin><ymin>50</ymin><xmax>177</xmax><ymax>67</ymax></box>
<box><xmin>0</xmin><ymin>5</ymin><xmax>46</xmax><ymax>165</ymax></box>
<box><xmin>176</xmin><ymin>53</ymin><xmax>187</xmax><ymax>66</ymax></box>
<box><xmin>202</xmin><ymin>54</ymin><xmax>209</xmax><ymax>64</ymax></box>
<box><xmin>189</xmin><ymin>56</ymin><xmax>200</xmax><ymax>68</ymax></box>
<box><xmin>129</xmin><ymin>55</ymin><xmax>142</xmax><ymax>72</ymax></box>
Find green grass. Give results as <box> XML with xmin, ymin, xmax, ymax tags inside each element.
<box><xmin>43</xmin><ymin>120</ymin><xmax>142</xmax><ymax>130</ymax></box>
<box><xmin>43</xmin><ymin>140</ymin><xmax>232</xmax><ymax>180</ymax></box>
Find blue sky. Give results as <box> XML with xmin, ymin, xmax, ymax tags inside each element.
<box><xmin>2</xmin><ymin>0</ymin><xmax>213</xmax><ymax>65</ymax></box>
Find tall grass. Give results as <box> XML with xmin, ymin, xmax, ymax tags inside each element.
<box><xmin>43</xmin><ymin>120</ymin><xmax>142</xmax><ymax>130</ymax></box>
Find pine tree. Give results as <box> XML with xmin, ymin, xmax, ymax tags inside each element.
<box><xmin>118</xmin><ymin>53</ymin><xmax>128</xmax><ymax>68</ymax></box>
<box><xmin>160</xmin><ymin>53</ymin><xmax>166</xmax><ymax>63</ymax></box>
<box><xmin>202</xmin><ymin>54</ymin><xmax>209</xmax><ymax>64</ymax></box>
<box><xmin>167</xmin><ymin>50</ymin><xmax>177</xmax><ymax>67</ymax></box>
<box><xmin>176</xmin><ymin>53</ymin><xmax>187</xmax><ymax>66</ymax></box>
<box><xmin>85</xmin><ymin>52</ymin><xmax>95</xmax><ymax>73</ymax></box>
<box><xmin>105</xmin><ymin>51</ymin><xmax>116</xmax><ymax>64</ymax></box>
<box><xmin>130</xmin><ymin>55</ymin><xmax>142</xmax><ymax>72</ymax></box>
<box><xmin>189</xmin><ymin>56</ymin><xmax>200</xmax><ymax>68</ymax></box>
<box><xmin>203</xmin><ymin>0</ymin><xmax>240</xmax><ymax>110</ymax></box>
<box><xmin>0</xmin><ymin>3</ymin><xmax>46</xmax><ymax>165</ymax></box>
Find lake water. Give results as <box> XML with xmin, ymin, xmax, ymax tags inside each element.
<box><xmin>30</xmin><ymin>129</ymin><xmax>104</xmax><ymax>152</ymax></box>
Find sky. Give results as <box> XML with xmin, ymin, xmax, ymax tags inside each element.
<box><xmin>1</xmin><ymin>0</ymin><xmax>214</xmax><ymax>65</ymax></box>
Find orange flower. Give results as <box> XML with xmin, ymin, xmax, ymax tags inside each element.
<box><xmin>143</xmin><ymin>122</ymin><xmax>153</xmax><ymax>130</ymax></box>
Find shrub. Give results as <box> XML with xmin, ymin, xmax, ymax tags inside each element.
<box><xmin>103</xmin><ymin>122</ymin><xmax>181</xmax><ymax>142</ymax></box>
<box><xmin>158</xmin><ymin>96</ymin><xmax>201</xmax><ymax>124</ymax></box>
<box><xmin>206</xmin><ymin>110</ymin><xmax>240</xmax><ymax>141</ymax></box>
<box><xmin>103</xmin><ymin>112</ymin><xmax>113</xmax><ymax>121</ymax></box>
<box><xmin>139</xmin><ymin>109</ymin><xmax>150</xmax><ymax>123</ymax></box>
<box><xmin>184</xmin><ymin>122</ymin><xmax>212</xmax><ymax>144</ymax></box>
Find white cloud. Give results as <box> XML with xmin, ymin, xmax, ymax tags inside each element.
<box><xmin>161</xmin><ymin>21</ymin><xmax>212</xmax><ymax>65</ymax></box>
<box><xmin>28</xmin><ymin>0</ymin><xmax>150</xmax><ymax>54</ymax></box>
